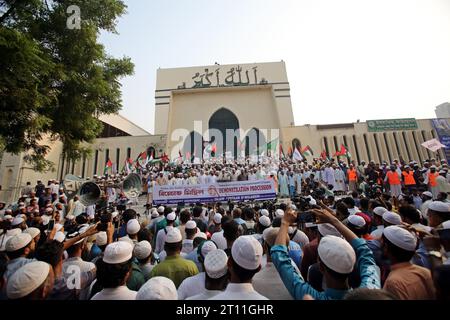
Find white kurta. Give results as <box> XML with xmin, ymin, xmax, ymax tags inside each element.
<box><xmin>324</xmin><ymin>167</ymin><xmax>335</xmax><ymax>186</ymax></box>
<box><xmin>209</xmin><ymin>283</ymin><xmax>268</xmax><ymax>300</ymax></box>
<box><xmin>334</xmin><ymin>169</ymin><xmax>346</xmax><ymax>191</ymax></box>
<box><xmin>177</xmin><ymin>272</ymin><xmax>206</xmax><ymax>300</ymax></box>
<box><xmin>91</xmin><ymin>286</ymin><xmax>137</xmax><ymax>300</ymax></box>
<box><xmin>210</xmin><ymin>230</ymin><xmax>227</xmax><ymax>250</ymax></box>
<box><xmin>155</xmin><ymin>226</ymin><xmax>174</xmax><ymax>254</ymax></box>
<box><xmin>278</xmin><ymin>174</ymin><xmax>289</xmax><ymax>196</ymax></box>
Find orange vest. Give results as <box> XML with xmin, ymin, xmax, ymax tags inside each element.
<box><xmin>348</xmin><ymin>169</ymin><xmax>357</xmax><ymax>181</ymax></box>
<box><xmin>387</xmin><ymin>171</ymin><xmax>400</xmax><ymax>185</ymax></box>
<box><xmin>402</xmin><ymin>171</ymin><xmax>415</xmax><ymax>185</ymax></box>
<box><xmin>429</xmin><ymin>172</ymin><xmax>438</xmax><ymax>187</ymax></box>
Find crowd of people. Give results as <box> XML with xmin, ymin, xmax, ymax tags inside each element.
<box><xmin>0</xmin><ymin>155</ymin><xmax>449</xmax><ymax>300</ymax></box>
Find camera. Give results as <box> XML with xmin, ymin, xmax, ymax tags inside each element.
<box><xmin>97</xmin><ymin>211</ymin><xmax>112</xmax><ymax>232</ymax></box>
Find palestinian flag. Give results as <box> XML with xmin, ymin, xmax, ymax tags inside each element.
<box><xmin>293</xmin><ymin>146</ymin><xmax>303</xmax><ymax>161</ymax></box>
<box><xmin>122</xmin><ymin>158</ymin><xmax>133</xmax><ymax>174</ymax></box>
<box><xmin>301</xmin><ymin>145</ymin><xmax>314</xmax><ymax>156</ymax></box>
<box><xmin>160</xmin><ymin>153</ymin><xmax>169</xmax><ymax>162</ymax></box>
<box><xmin>136</xmin><ymin>151</ymin><xmax>148</xmax><ymax>168</ymax></box>
<box><xmin>104</xmin><ymin>158</ymin><xmax>113</xmax><ymax>174</ymax></box>
<box><xmin>320</xmin><ymin>150</ymin><xmax>330</xmax><ymax>161</ymax></box>
<box><xmin>334</xmin><ymin>144</ymin><xmax>352</xmax><ymax>159</ymax></box>
<box><xmin>257</xmin><ymin>137</ymin><xmax>279</xmax><ymax>155</ymax></box>
<box><xmin>279</xmin><ymin>144</ymin><xmax>286</xmax><ymax>159</ymax></box>
<box><xmin>211</xmin><ymin>143</ymin><xmax>217</xmax><ymax>157</ymax></box>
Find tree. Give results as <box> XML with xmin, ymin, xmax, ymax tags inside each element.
<box><xmin>0</xmin><ymin>0</ymin><xmax>134</xmax><ymax>171</ymax></box>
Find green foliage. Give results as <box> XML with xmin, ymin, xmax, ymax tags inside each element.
<box><xmin>0</xmin><ymin>0</ymin><xmax>134</xmax><ymax>172</ymax></box>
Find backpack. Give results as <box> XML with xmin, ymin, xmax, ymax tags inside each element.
<box><xmin>241</xmin><ymin>222</ymin><xmax>256</xmax><ymax>235</ymax></box>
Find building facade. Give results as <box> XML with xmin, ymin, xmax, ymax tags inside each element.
<box><xmin>0</xmin><ymin>61</ymin><xmax>447</xmax><ymax>203</ymax></box>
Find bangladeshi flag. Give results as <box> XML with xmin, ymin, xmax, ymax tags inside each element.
<box><xmin>104</xmin><ymin>158</ymin><xmax>113</xmax><ymax>174</ymax></box>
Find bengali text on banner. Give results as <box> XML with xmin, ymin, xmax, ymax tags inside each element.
<box><xmin>153</xmin><ymin>179</ymin><xmax>276</xmax><ymax>205</ymax></box>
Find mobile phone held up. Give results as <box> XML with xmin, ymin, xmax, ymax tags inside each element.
<box><xmin>48</xmin><ymin>219</ymin><xmax>55</xmax><ymax>230</ymax></box>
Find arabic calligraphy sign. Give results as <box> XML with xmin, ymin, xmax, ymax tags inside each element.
<box><xmin>177</xmin><ymin>65</ymin><xmax>268</xmax><ymax>89</ymax></box>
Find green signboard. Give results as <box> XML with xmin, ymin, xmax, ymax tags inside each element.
<box><xmin>367</xmin><ymin>118</ymin><xmax>418</xmax><ymax>132</ymax></box>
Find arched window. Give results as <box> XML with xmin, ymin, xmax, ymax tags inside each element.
<box><xmin>291</xmin><ymin>138</ymin><xmax>301</xmax><ymax>151</ymax></box>
<box><xmin>208</xmin><ymin>108</ymin><xmax>240</xmax><ymax>157</ymax></box>
<box><xmin>147</xmin><ymin>146</ymin><xmax>156</xmax><ymax>158</ymax></box>
<box><xmin>183</xmin><ymin>131</ymin><xmax>204</xmax><ymax>159</ymax></box>
<box><xmin>245</xmin><ymin>128</ymin><xmax>266</xmax><ymax>156</ymax></box>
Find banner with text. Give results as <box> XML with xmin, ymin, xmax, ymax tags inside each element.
<box><xmin>153</xmin><ymin>179</ymin><xmax>276</xmax><ymax>205</ymax></box>
<box><xmin>431</xmin><ymin>119</ymin><xmax>450</xmax><ymax>163</ymax></box>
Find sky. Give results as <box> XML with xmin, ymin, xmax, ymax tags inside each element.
<box><xmin>99</xmin><ymin>0</ymin><xmax>450</xmax><ymax>134</ymax></box>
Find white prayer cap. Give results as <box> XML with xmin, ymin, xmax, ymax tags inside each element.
<box><xmin>6</xmin><ymin>228</ymin><xmax>21</xmax><ymax>237</ymax></box>
<box><xmin>185</xmin><ymin>220</ymin><xmax>197</xmax><ymax>230</ymax></box>
<box><xmin>151</xmin><ymin>209</ymin><xmax>159</xmax><ymax>218</ymax></box>
<box><xmin>318</xmin><ymin>235</ymin><xmax>356</xmax><ymax>274</ymax></box>
<box><xmin>422</xmin><ymin>191</ymin><xmax>433</xmax><ymax>198</ymax></box>
<box><xmin>23</xmin><ymin>227</ymin><xmax>40</xmax><ymax>239</ymax></box>
<box><xmin>199</xmin><ymin>240</ymin><xmax>218</xmax><ymax>260</ymax></box>
<box><xmin>7</xmin><ymin>261</ymin><xmax>50</xmax><ymax>299</ymax></box>
<box><xmin>45</xmin><ymin>207</ymin><xmax>53</xmax><ymax>213</ymax></box>
<box><xmin>103</xmin><ymin>241</ymin><xmax>133</xmax><ymax>264</ymax></box>
<box><xmin>307</xmin><ymin>196</ymin><xmax>317</xmax><ymax>206</ymax></box>
<box><xmin>259</xmin><ymin>215</ymin><xmax>271</xmax><ymax>227</ymax></box>
<box><xmin>11</xmin><ymin>217</ymin><xmax>24</xmax><ymax>226</ymax></box>
<box><xmin>439</xmin><ymin>170</ymin><xmax>446</xmax><ymax>174</ymax></box>
<box><xmin>260</xmin><ymin>209</ymin><xmax>269</xmax><ymax>217</ymax></box>
<box><xmin>65</xmin><ymin>215</ymin><xmax>75</xmax><ymax>221</ymax></box>
<box><xmin>204</xmin><ymin>249</ymin><xmax>228</xmax><ymax>279</ymax></box>
<box><xmin>262</xmin><ymin>227</ymin><xmax>279</xmax><ymax>247</ymax></box>
<box><xmin>96</xmin><ymin>231</ymin><xmax>107</xmax><ymax>246</ymax></box>
<box><xmin>373</xmin><ymin>207</ymin><xmax>388</xmax><ymax>217</ymax></box>
<box><xmin>127</xmin><ymin>219</ymin><xmax>140</xmax><ymax>235</ymax></box>
<box><xmin>347</xmin><ymin>215</ymin><xmax>366</xmax><ymax>228</ymax></box>
<box><xmin>134</xmin><ymin>240</ymin><xmax>152</xmax><ymax>260</ymax></box>
<box><xmin>196</xmin><ymin>232</ymin><xmax>207</xmax><ymax>240</ymax></box>
<box><xmin>440</xmin><ymin>220</ymin><xmax>450</xmax><ymax>230</ymax></box>
<box><xmin>231</xmin><ymin>235</ymin><xmax>263</xmax><ymax>270</ymax></box>
<box><xmin>136</xmin><ymin>277</ymin><xmax>177</xmax><ymax>300</ymax></box>
<box><xmin>111</xmin><ymin>211</ymin><xmax>119</xmax><ymax>219</ymax></box>
<box><xmin>382</xmin><ymin>211</ymin><xmax>402</xmax><ymax>225</ymax></box>
<box><xmin>0</xmin><ymin>235</ymin><xmax>12</xmax><ymax>251</ymax></box>
<box><xmin>165</xmin><ymin>228</ymin><xmax>182</xmax><ymax>243</ymax></box>
<box><xmin>118</xmin><ymin>235</ymin><xmax>134</xmax><ymax>246</ymax></box>
<box><xmin>54</xmin><ymin>231</ymin><xmax>66</xmax><ymax>243</ymax></box>
<box><xmin>428</xmin><ymin>201</ymin><xmax>450</xmax><ymax>213</ymax></box>
<box><xmin>4</xmin><ymin>214</ymin><xmax>13</xmax><ymax>221</ymax></box>
<box><xmin>6</xmin><ymin>233</ymin><xmax>32</xmax><ymax>252</ymax></box>
<box><xmin>41</xmin><ymin>215</ymin><xmax>50</xmax><ymax>226</ymax></box>
<box><xmin>318</xmin><ymin>223</ymin><xmax>341</xmax><ymax>237</ymax></box>
<box><xmin>213</xmin><ymin>213</ymin><xmax>222</xmax><ymax>224</ymax></box>
<box><xmin>157</xmin><ymin>206</ymin><xmax>165</xmax><ymax>213</ymax></box>
<box><xmin>291</xmin><ymin>229</ymin><xmax>310</xmax><ymax>247</ymax></box>
<box><xmin>383</xmin><ymin>226</ymin><xmax>417</xmax><ymax>251</ymax></box>
<box><xmin>166</xmin><ymin>212</ymin><xmax>176</xmax><ymax>221</ymax></box>
<box><xmin>275</xmin><ymin>209</ymin><xmax>284</xmax><ymax>218</ymax></box>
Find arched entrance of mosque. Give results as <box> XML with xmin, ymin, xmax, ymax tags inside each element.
<box><xmin>208</xmin><ymin>108</ymin><xmax>240</xmax><ymax>158</ymax></box>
